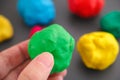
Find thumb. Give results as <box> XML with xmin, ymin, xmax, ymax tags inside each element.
<box><xmin>18</xmin><ymin>52</ymin><xmax>54</xmax><ymax>80</ymax></box>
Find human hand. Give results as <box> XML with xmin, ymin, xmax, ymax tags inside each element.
<box><xmin>0</xmin><ymin>40</ymin><xmax>67</xmax><ymax>80</ymax></box>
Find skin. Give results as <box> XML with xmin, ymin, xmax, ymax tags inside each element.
<box><xmin>0</xmin><ymin>40</ymin><xmax>67</xmax><ymax>80</ymax></box>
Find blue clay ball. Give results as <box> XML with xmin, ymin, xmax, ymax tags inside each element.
<box><xmin>17</xmin><ymin>0</ymin><xmax>56</xmax><ymax>27</ymax></box>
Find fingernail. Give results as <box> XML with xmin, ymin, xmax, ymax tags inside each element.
<box><xmin>36</xmin><ymin>52</ymin><xmax>54</xmax><ymax>68</ymax></box>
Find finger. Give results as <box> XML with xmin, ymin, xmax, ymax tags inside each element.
<box><xmin>48</xmin><ymin>76</ymin><xmax>63</xmax><ymax>80</ymax></box>
<box><xmin>0</xmin><ymin>40</ymin><xmax>29</xmax><ymax>79</ymax></box>
<box><xmin>3</xmin><ymin>60</ymin><xmax>30</xmax><ymax>80</ymax></box>
<box><xmin>50</xmin><ymin>70</ymin><xmax>67</xmax><ymax>78</ymax></box>
<box><xmin>18</xmin><ymin>52</ymin><xmax>54</xmax><ymax>80</ymax></box>
<box><xmin>48</xmin><ymin>70</ymin><xmax>67</xmax><ymax>80</ymax></box>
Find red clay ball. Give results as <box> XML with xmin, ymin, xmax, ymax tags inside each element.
<box><xmin>68</xmin><ymin>0</ymin><xmax>104</xmax><ymax>18</ymax></box>
<box><xmin>29</xmin><ymin>25</ymin><xmax>43</xmax><ymax>38</ymax></box>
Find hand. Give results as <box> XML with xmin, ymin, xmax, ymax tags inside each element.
<box><xmin>0</xmin><ymin>40</ymin><xmax>67</xmax><ymax>80</ymax></box>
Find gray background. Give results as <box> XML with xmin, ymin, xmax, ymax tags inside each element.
<box><xmin>0</xmin><ymin>0</ymin><xmax>120</xmax><ymax>80</ymax></box>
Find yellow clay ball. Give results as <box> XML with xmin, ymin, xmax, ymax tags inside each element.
<box><xmin>77</xmin><ymin>31</ymin><xmax>119</xmax><ymax>70</ymax></box>
<box><xmin>0</xmin><ymin>15</ymin><xmax>13</xmax><ymax>42</ymax></box>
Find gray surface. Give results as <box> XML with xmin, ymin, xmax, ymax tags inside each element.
<box><xmin>0</xmin><ymin>0</ymin><xmax>120</xmax><ymax>80</ymax></box>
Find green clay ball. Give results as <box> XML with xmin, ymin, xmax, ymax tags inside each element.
<box><xmin>100</xmin><ymin>11</ymin><xmax>120</xmax><ymax>38</ymax></box>
<box><xmin>28</xmin><ymin>24</ymin><xmax>75</xmax><ymax>73</ymax></box>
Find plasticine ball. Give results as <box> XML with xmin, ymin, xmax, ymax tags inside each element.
<box><xmin>68</xmin><ymin>0</ymin><xmax>104</xmax><ymax>18</ymax></box>
<box><xmin>28</xmin><ymin>24</ymin><xmax>75</xmax><ymax>73</ymax></box>
<box><xmin>17</xmin><ymin>0</ymin><xmax>55</xmax><ymax>26</ymax></box>
<box><xmin>77</xmin><ymin>32</ymin><xmax>119</xmax><ymax>70</ymax></box>
<box><xmin>0</xmin><ymin>15</ymin><xmax>13</xmax><ymax>43</ymax></box>
<box><xmin>100</xmin><ymin>11</ymin><xmax>120</xmax><ymax>38</ymax></box>
<box><xmin>29</xmin><ymin>25</ymin><xmax>43</xmax><ymax>38</ymax></box>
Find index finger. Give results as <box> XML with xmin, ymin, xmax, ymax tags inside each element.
<box><xmin>0</xmin><ymin>40</ymin><xmax>30</xmax><ymax>79</ymax></box>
